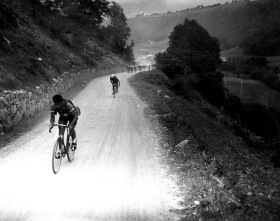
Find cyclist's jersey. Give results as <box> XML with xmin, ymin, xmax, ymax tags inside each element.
<box><xmin>50</xmin><ymin>100</ymin><xmax>75</xmax><ymax>117</ymax></box>
<box><xmin>110</xmin><ymin>76</ymin><xmax>120</xmax><ymax>84</ymax></box>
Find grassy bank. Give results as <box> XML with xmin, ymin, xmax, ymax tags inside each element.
<box><xmin>129</xmin><ymin>69</ymin><xmax>280</xmax><ymax>221</ymax></box>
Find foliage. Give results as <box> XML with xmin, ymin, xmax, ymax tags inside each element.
<box><xmin>194</xmin><ymin>71</ymin><xmax>225</xmax><ymax>107</ymax></box>
<box><xmin>166</xmin><ymin>19</ymin><xmax>221</xmax><ymax>75</ymax></box>
<box><xmin>106</xmin><ymin>1</ymin><xmax>131</xmax><ymax>54</ymax></box>
<box><xmin>240</xmin><ymin>0</ymin><xmax>280</xmax><ymax>56</ymax></box>
<box><xmin>155</xmin><ymin>18</ymin><xmax>223</xmax><ymax>106</ymax></box>
<box><xmin>0</xmin><ymin>2</ymin><xmax>18</xmax><ymax>29</ymax></box>
<box><xmin>129</xmin><ymin>69</ymin><xmax>280</xmax><ymax>221</ymax></box>
<box><xmin>154</xmin><ymin>51</ymin><xmax>184</xmax><ymax>78</ymax></box>
<box><xmin>224</xmin><ymin>93</ymin><xmax>244</xmax><ymax>118</ymax></box>
<box><xmin>224</xmin><ymin>93</ymin><xmax>279</xmax><ymax>139</ymax></box>
<box><xmin>44</xmin><ymin>0</ymin><xmax>110</xmax><ymax>27</ymax></box>
<box><xmin>243</xmin><ymin>103</ymin><xmax>278</xmax><ymax>138</ymax></box>
<box><xmin>221</xmin><ymin>57</ymin><xmax>280</xmax><ymax>92</ymax></box>
<box><xmin>0</xmin><ymin>0</ymin><xmax>131</xmax><ymax>91</ymax></box>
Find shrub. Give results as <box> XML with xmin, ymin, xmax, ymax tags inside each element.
<box><xmin>243</xmin><ymin>103</ymin><xmax>278</xmax><ymax>138</ymax></box>
<box><xmin>195</xmin><ymin>71</ymin><xmax>225</xmax><ymax>107</ymax></box>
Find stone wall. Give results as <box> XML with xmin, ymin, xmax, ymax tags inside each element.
<box><xmin>0</xmin><ymin>70</ymin><xmax>91</xmax><ymax>134</ymax></box>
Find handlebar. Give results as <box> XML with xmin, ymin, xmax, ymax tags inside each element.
<box><xmin>49</xmin><ymin>123</ymin><xmax>68</xmax><ymax>133</ymax></box>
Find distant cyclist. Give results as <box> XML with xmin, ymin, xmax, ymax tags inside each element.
<box><xmin>110</xmin><ymin>74</ymin><xmax>120</xmax><ymax>94</ymax></box>
<box><xmin>49</xmin><ymin>94</ymin><xmax>79</xmax><ymax>150</ymax></box>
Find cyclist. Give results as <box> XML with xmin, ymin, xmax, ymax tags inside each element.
<box><xmin>49</xmin><ymin>94</ymin><xmax>79</xmax><ymax>150</ymax></box>
<box><xmin>110</xmin><ymin>74</ymin><xmax>120</xmax><ymax>94</ymax></box>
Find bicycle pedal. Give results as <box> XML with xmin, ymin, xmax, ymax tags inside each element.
<box><xmin>70</xmin><ymin>145</ymin><xmax>76</xmax><ymax>151</ymax></box>
<box><xmin>55</xmin><ymin>152</ymin><xmax>61</xmax><ymax>159</ymax></box>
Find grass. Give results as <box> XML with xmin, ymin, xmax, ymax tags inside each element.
<box><xmin>128</xmin><ymin>69</ymin><xmax>280</xmax><ymax>221</ymax></box>
<box><xmin>128</xmin><ymin>1</ymin><xmax>252</xmax><ymax>50</ymax></box>
<box><xmin>224</xmin><ymin>76</ymin><xmax>280</xmax><ymax>110</ymax></box>
<box><xmin>221</xmin><ymin>47</ymin><xmax>280</xmax><ymax>67</ymax></box>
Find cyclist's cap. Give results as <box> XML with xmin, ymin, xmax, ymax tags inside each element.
<box><xmin>111</xmin><ymin>74</ymin><xmax>115</xmax><ymax>77</ymax></box>
<box><xmin>53</xmin><ymin>94</ymin><xmax>63</xmax><ymax>103</ymax></box>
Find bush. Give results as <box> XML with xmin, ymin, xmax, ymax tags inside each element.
<box><xmin>195</xmin><ymin>71</ymin><xmax>225</xmax><ymax>107</ymax></box>
<box><xmin>224</xmin><ymin>93</ymin><xmax>244</xmax><ymax>118</ymax></box>
<box><xmin>243</xmin><ymin>103</ymin><xmax>278</xmax><ymax>138</ymax></box>
<box><xmin>0</xmin><ymin>3</ymin><xmax>19</xmax><ymax>29</ymax></box>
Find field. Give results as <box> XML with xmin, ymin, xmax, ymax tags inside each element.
<box><xmin>221</xmin><ymin>47</ymin><xmax>280</xmax><ymax>67</ymax></box>
<box><xmin>224</xmin><ymin>76</ymin><xmax>280</xmax><ymax>110</ymax></box>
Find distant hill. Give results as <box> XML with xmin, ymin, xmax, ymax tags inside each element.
<box><xmin>128</xmin><ymin>2</ymin><xmax>249</xmax><ymax>49</ymax></box>
<box><xmin>120</xmin><ymin>0</ymin><xmax>229</xmax><ymax>18</ymax></box>
<box><xmin>127</xmin><ymin>1</ymin><xmax>280</xmax><ymax>58</ymax></box>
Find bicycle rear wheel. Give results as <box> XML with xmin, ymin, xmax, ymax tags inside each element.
<box><xmin>67</xmin><ymin>136</ymin><xmax>75</xmax><ymax>162</ymax></box>
<box><xmin>52</xmin><ymin>138</ymin><xmax>62</xmax><ymax>174</ymax></box>
<box><xmin>113</xmin><ymin>85</ymin><xmax>116</xmax><ymax>98</ymax></box>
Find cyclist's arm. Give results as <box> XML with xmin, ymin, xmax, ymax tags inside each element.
<box><xmin>50</xmin><ymin>104</ymin><xmax>56</xmax><ymax>125</ymax></box>
<box><xmin>67</xmin><ymin>103</ymin><xmax>79</xmax><ymax>128</ymax></box>
<box><xmin>50</xmin><ymin>112</ymin><xmax>56</xmax><ymax>124</ymax></box>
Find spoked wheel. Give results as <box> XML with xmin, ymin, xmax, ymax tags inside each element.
<box><xmin>67</xmin><ymin>140</ymin><xmax>75</xmax><ymax>162</ymax></box>
<box><xmin>52</xmin><ymin>138</ymin><xmax>62</xmax><ymax>174</ymax></box>
<box><xmin>113</xmin><ymin>86</ymin><xmax>117</xmax><ymax>98</ymax></box>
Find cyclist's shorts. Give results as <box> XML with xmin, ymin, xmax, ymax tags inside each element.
<box><xmin>59</xmin><ymin>116</ymin><xmax>78</xmax><ymax>128</ymax></box>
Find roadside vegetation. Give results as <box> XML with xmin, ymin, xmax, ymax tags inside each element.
<box><xmin>129</xmin><ymin>15</ymin><xmax>280</xmax><ymax>220</ymax></box>
<box><xmin>0</xmin><ymin>0</ymin><xmax>134</xmax><ymax>92</ymax></box>
<box><xmin>129</xmin><ymin>68</ymin><xmax>280</xmax><ymax>221</ymax></box>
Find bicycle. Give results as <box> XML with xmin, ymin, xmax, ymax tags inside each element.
<box><xmin>112</xmin><ymin>84</ymin><xmax>119</xmax><ymax>98</ymax></box>
<box><xmin>49</xmin><ymin>123</ymin><xmax>75</xmax><ymax>174</ymax></box>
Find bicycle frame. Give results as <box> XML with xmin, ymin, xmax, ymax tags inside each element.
<box><xmin>58</xmin><ymin>124</ymin><xmax>69</xmax><ymax>149</ymax></box>
<box><xmin>50</xmin><ymin>123</ymin><xmax>75</xmax><ymax>174</ymax></box>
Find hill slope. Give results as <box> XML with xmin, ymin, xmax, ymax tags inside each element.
<box><xmin>129</xmin><ymin>69</ymin><xmax>280</xmax><ymax>221</ymax></box>
<box><xmin>0</xmin><ymin>0</ymin><xmax>124</xmax><ymax>92</ymax></box>
<box><xmin>128</xmin><ymin>2</ymin><xmax>250</xmax><ymax>49</ymax></box>
<box><xmin>128</xmin><ymin>0</ymin><xmax>280</xmax><ymax>58</ymax></box>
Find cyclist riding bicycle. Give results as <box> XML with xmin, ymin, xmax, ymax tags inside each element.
<box><xmin>49</xmin><ymin>94</ymin><xmax>79</xmax><ymax>150</ymax></box>
<box><xmin>110</xmin><ymin>74</ymin><xmax>120</xmax><ymax>94</ymax></box>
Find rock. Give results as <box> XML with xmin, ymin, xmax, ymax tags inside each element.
<box><xmin>175</xmin><ymin>139</ymin><xmax>189</xmax><ymax>149</ymax></box>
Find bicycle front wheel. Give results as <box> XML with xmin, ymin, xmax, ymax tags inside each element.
<box><xmin>52</xmin><ymin>138</ymin><xmax>62</xmax><ymax>174</ymax></box>
<box><xmin>67</xmin><ymin>137</ymin><xmax>75</xmax><ymax>162</ymax></box>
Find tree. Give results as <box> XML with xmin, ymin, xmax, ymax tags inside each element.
<box><xmin>53</xmin><ymin>0</ymin><xmax>110</xmax><ymax>26</ymax></box>
<box><xmin>155</xmin><ymin>18</ymin><xmax>224</xmax><ymax>106</ymax></box>
<box><xmin>166</xmin><ymin>19</ymin><xmax>221</xmax><ymax>76</ymax></box>
<box><xmin>106</xmin><ymin>1</ymin><xmax>130</xmax><ymax>53</ymax></box>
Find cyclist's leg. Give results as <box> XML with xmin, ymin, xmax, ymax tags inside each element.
<box><xmin>69</xmin><ymin>117</ymin><xmax>78</xmax><ymax>150</ymax></box>
<box><xmin>58</xmin><ymin>116</ymin><xmax>67</xmax><ymax>153</ymax></box>
<box><xmin>58</xmin><ymin>116</ymin><xmax>67</xmax><ymax>135</ymax></box>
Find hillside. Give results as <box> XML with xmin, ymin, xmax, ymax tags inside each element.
<box><xmin>128</xmin><ymin>2</ymin><xmax>250</xmax><ymax>50</ymax></box>
<box><xmin>0</xmin><ymin>0</ymin><xmax>125</xmax><ymax>93</ymax></box>
<box><xmin>129</xmin><ymin>69</ymin><xmax>280</xmax><ymax>221</ymax></box>
<box><xmin>127</xmin><ymin>0</ymin><xmax>280</xmax><ymax>57</ymax></box>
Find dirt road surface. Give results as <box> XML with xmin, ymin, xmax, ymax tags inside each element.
<box><xmin>0</xmin><ymin>72</ymin><xmax>182</xmax><ymax>221</ymax></box>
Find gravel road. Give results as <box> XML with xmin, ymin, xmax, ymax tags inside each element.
<box><xmin>0</xmin><ymin>72</ymin><xmax>181</xmax><ymax>221</ymax></box>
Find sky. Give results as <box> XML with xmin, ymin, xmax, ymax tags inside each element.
<box><xmin>114</xmin><ymin>0</ymin><xmax>227</xmax><ymax>3</ymax></box>
<box><xmin>112</xmin><ymin>0</ymin><xmax>229</xmax><ymax>17</ymax></box>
